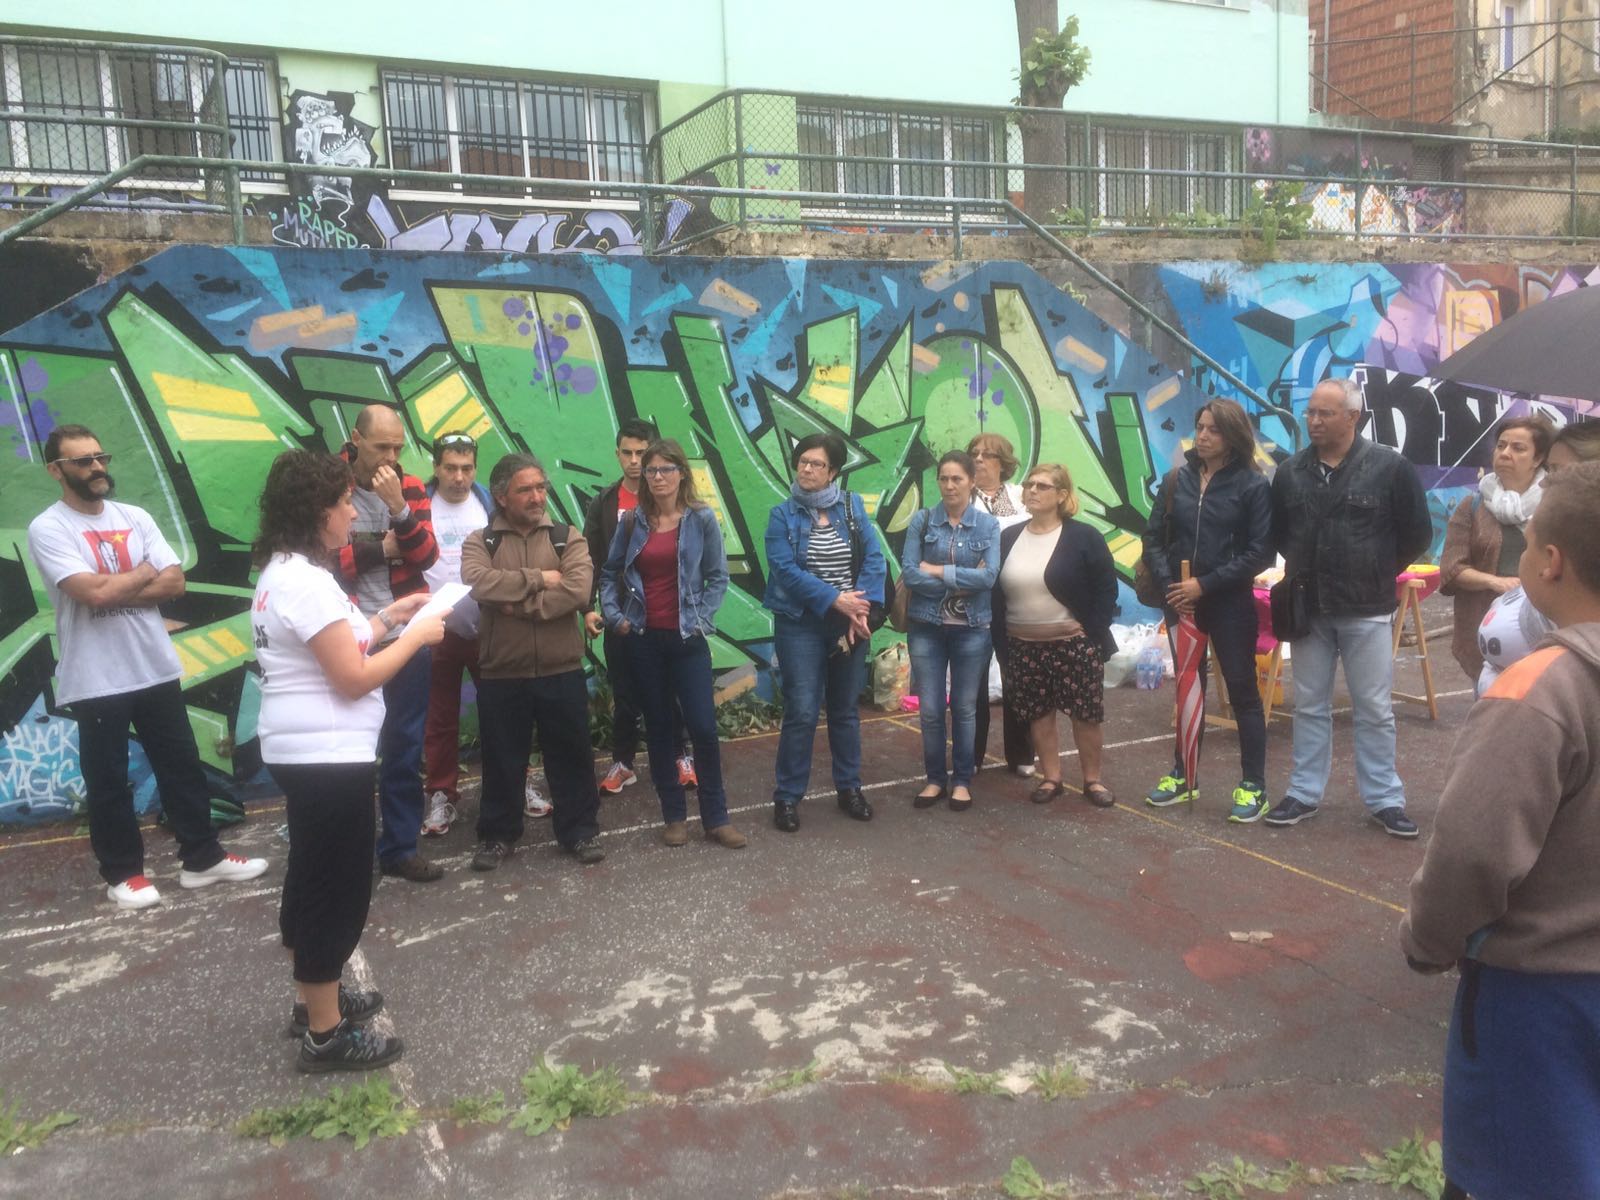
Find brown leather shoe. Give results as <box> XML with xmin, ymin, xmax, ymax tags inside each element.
<box><xmin>705</xmin><ymin>824</ymin><xmax>748</xmax><ymax>849</ymax></box>
<box><xmin>379</xmin><ymin>855</ymin><xmax>443</xmax><ymax>883</ymax></box>
<box><xmin>662</xmin><ymin>821</ymin><xmax>689</xmax><ymax>847</ymax></box>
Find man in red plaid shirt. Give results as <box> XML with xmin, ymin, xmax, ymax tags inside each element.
<box><xmin>335</xmin><ymin>405</ymin><xmax>441</xmax><ymax>881</ymax></box>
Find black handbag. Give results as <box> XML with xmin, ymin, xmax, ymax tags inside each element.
<box><xmin>1269</xmin><ymin>573</ymin><xmax>1312</xmax><ymax>642</ymax></box>
<box><xmin>1134</xmin><ymin>469</ymin><xmax>1178</xmax><ymax>609</ymax></box>
<box><xmin>841</xmin><ymin>490</ymin><xmax>887</xmax><ymax>631</ymax></box>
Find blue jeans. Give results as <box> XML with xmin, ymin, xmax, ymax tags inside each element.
<box><xmin>1287</xmin><ymin>614</ymin><xmax>1405</xmax><ymax>812</ymax></box>
<box><xmin>771</xmin><ymin>613</ymin><xmax>868</xmax><ymax>805</ymax></box>
<box><xmin>907</xmin><ymin>621</ymin><xmax>993</xmax><ymax>788</ymax></box>
<box><xmin>630</xmin><ymin>630</ymin><xmax>729</xmax><ymax>828</ymax></box>
<box><xmin>376</xmin><ymin>645</ymin><xmax>431</xmax><ymax>866</ymax></box>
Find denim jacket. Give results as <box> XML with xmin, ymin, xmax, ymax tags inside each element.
<box><xmin>599</xmin><ymin>504</ymin><xmax>728</xmax><ymax>639</ymax></box>
<box><xmin>763</xmin><ymin>492</ymin><xmax>888</xmax><ymax>621</ymax></box>
<box><xmin>901</xmin><ymin>503</ymin><xmax>1000</xmax><ymax>627</ymax></box>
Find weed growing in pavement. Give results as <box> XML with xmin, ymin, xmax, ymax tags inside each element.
<box><xmin>445</xmin><ymin>1091</ymin><xmax>508</xmax><ymax>1125</ymax></box>
<box><xmin>1331</xmin><ymin>1133</ymin><xmax>1446</xmax><ymax>1199</ymax></box>
<box><xmin>1184</xmin><ymin>1157</ymin><xmax>1298</xmax><ymax>1199</ymax></box>
<box><xmin>766</xmin><ymin>1059</ymin><xmax>825</xmax><ymax>1093</ymax></box>
<box><xmin>943</xmin><ymin>1061</ymin><xmax>1012</xmax><ymax>1097</ymax></box>
<box><xmin>509</xmin><ymin>1057</ymin><xmax>635</xmax><ymax>1136</ymax></box>
<box><xmin>1001</xmin><ymin>1155</ymin><xmax>1072</xmax><ymax>1199</ymax></box>
<box><xmin>236</xmin><ymin>1080</ymin><xmax>417</xmax><ymax>1149</ymax></box>
<box><xmin>0</xmin><ymin>1094</ymin><xmax>78</xmax><ymax>1155</ymax></box>
<box><xmin>1030</xmin><ymin>1063</ymin><xmax>1091</xmax><ymax>1100</ymax></box>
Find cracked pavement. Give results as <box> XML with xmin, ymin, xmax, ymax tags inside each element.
<box><xmin>0</xmin><ymin>598</ymin><xmax>1466</xmax><ymax>1197</ymax></box>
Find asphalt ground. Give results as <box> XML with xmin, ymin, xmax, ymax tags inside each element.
<box><xmin>0</xmin><ymin>597</ymin><xmax>1474</xmax><ymax>1198</ymax></box>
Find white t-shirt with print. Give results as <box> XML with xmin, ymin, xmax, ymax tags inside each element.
<box><xmin>423</xmin><ymin>490</ymin><xmax>488</xmax><ymax>637</ymax></box>
<box><xmin>252</xmin><ymin>552</ymin><xmax>385</xmax><ymax>764</ymax></box>
<box><xmin>27</xmin><ymin>499</ymin><xmax>183</xmax><ymax>706</ymax></box>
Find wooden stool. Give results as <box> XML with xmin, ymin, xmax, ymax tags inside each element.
<box><xmin>1390</xmin><ymin>577</ymin><xmax>1439</xmax><ymax>720</ymax></box>
<box><xmin>1204</xmin><ymin>643</ymin><xmax>1285</xmax><ymax>730</ymax></box>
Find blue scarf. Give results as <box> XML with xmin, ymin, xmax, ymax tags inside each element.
<box><xmin>791</xmin><ymin>478</ymin><xmax>841</xmax><ymax>512</ymax></box>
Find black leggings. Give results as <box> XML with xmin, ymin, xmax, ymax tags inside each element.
<box><xmin>272</xmin><ymin>761</ymin><xmax>376</xmax><ymax>985</ymax></box>
<box><xmin>1168</xmin><ymin>586</ymin><xmax>1267</xmax><ymax>786</ymax></box>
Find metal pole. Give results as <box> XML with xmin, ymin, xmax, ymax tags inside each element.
<box><xmin>1554</xmin><ymin>25</ymin><xmax>1564</xmax><ymax>139</ymax></box>
<box><xmin>952</xmin><ymin>202</ymin><xmax>963</xmax><ymax>259</ymax></box>
<box><xmin>1353</xmin><ymin>129</ymin><xmax>1363</xmax><ymax>239</ymax></box>
<box><xmin>1572</xmin><ymin>143</ymin><xmax>1580</xmax><ymax>241</ymax></box>
<box><xmin>1410</xmin><ymin>28</ymin><xmax>1418</xmax><ymax>121</ymax></box>
<box><xmin>639</xmin><ymin>183</ymin><xmax>657</xmax><ymax>254</ymax></box>
<box><xmin>733</xmin><ymin>93</ymin><xmax>747</xmax><ymax>231</ymax></box>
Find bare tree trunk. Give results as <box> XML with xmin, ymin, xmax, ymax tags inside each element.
<box><xmin>1015</xmin><ymin>0</ymin><xmax>1071</xmax><ymax>222</ymax></box>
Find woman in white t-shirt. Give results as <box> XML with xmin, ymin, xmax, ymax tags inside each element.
<box><xmin>252</xmin><ymin>450</ymin><xmax>444</xmax><ymax>1074</ymax></box>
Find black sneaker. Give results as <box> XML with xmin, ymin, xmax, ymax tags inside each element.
<box><xmin>287</xmin><ymin>986</ymin><xmax>384</xmax><ymax>1038</ymax></box>
<box><xmin>297</xmin><ymin>1019</ymin><xmax>403</xmax><ymax>1074</ymax></box>
<box><xmin>471</xmin><ymin>839</ymin><xmax>515</xmax><ymax>872</ymax></box>
<box><xmin>570</xmin><ymin>836</ymin><xmax>606</xmax><ymax>865</ymax></box>
<box><xmin>1370</xmin><ymin>806</ymin><xmax>1419</xmax><ymax>839</ymax></box>
<box><xmin>1263</xmin><ymin>797</ymin><xmax>1320</xmax><ymax>827</ymax></box>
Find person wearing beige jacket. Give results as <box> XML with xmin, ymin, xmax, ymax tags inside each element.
<box><xmin>460</xmin><ymin>452</ymin><xmax>604</xmax><ymax>873</ymax></box>
<box><xmin>1402</xmin><ymin>460</ymin><xmax>1600</xmax><ymax>1200</ymax></box>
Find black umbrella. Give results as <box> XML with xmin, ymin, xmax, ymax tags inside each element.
<box><xmin>1432</xmin><ymin>284</ymin><xmax>1600</xmax><ymax>402</ymax></box>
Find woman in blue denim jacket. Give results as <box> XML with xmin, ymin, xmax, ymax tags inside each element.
<box><xmin>599</xmin><ymin>439</ymin><xmax>745</xmax><ymax>849</ymax></box>
<box><xmin>902</xmin><ymin>450</ymin><xmax>1000</xmax><ymax>812</ymax></box>
<box><xmin>763</xmin><ymin>433</ymin><xmax>888</xmax><ymax>835</ymax></box>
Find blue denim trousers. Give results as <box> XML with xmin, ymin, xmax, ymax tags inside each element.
<box><xmin>1287</xmin><ymin>614</ymin><xmax>1405</xmax><ymax>812</ymax></box>
<box><xmin>376</xmin><ymin>644</ymin><xmax>431</xmax><ymax>866</ymax></box>
<box><xmin>771</xmin><ymin>613</ymin><xmax>868</xmax><ymax>805</ymax></box>
<box><xmin>629</xmin><ymin>630</ymin><xmax>729</xmax><ymax>828</ymax></box>
<box><xmin>907</xmin><ymin>620</ymin><xmax>993</xmax><ymax>788</ymax></box>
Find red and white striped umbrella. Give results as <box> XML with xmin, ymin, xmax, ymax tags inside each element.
<box><xmin>1173</xmin><ymin>561</ymin><xmax>1208</xmax><ymax>796</ymax></box>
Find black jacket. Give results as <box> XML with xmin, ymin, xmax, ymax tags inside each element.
<box><xmin>1140</xmin><ymin>453</ymin><xmax>1273</xmax><ymax>598</ymax></box>
<box><xmin>990</xmin><ymin>519</ymin><xmax>1120</xmax><ymax>660</ymax></box>
<box><xmin>1270</xmin><ymin>437</ymin><xmax>1432</xmax><ymax>618</ymax></box>
<box><xmin>581</xmin><ymin>479</ymin><xmax>635</xmax><ymax>608</ymax></box>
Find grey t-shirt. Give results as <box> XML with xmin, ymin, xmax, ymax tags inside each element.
<box><xmin>349</xmin><ymin>485</ymin><xmax>397</xmax><ymax>633</ymax></box>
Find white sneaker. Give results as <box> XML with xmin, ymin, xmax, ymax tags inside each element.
<box><xmin>107</xmin><ymin>874</ymin><xmax>162</xmax><ymax>909</ymax></box>
<box><xmin>421</xmin><ymin>790</ymin><xmax>457</xmax><ymax>836</ymax></box>
<box><xmin>179</xmin><ymin>851</ymin><xmax>269</xmax><ymax>889</ymax></box>
<box><xmin>524</xmin><ymin>775</ymin><xmax>553</xmax><ymax>818</ymax></box>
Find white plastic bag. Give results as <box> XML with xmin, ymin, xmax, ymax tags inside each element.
<box><xmin>1103</xmin><ymin>622</ymin><xmax>1174</xmax><ymax>687</ymax></box>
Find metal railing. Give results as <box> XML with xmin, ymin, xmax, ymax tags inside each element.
<box><xmin>1311</xmin><ymin>16</ymin><xmax>1600</xmax><ymax>140</ymax></box>
<box><xmin>11</xmin><ymin>43</ymin><xmax>1600</xmax><ymax>248</ymax></box>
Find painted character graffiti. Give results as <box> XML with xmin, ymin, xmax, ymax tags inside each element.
<box><xmin>288</xmin><ymin>91</ymin><xmax>375</xmax><ymax>215</ymax></box>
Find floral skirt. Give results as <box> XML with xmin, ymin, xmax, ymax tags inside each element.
<box><xmin>1006</xmin><ymin>635</ymin><xmax>1105</xmax><ymax>725</ymax></box>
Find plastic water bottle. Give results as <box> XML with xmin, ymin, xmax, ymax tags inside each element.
<box><xmin>1136</xmin><ymin>645</ymin><xmax>1164</xmax><ymax>690</ymax></box>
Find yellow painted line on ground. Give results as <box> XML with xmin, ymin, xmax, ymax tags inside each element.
<box><xmin>1117</xmin><ymin>800</ymin><xmax>1406</xmax><ymax>915</ymax></box>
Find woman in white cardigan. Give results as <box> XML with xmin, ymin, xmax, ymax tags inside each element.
<box><xmin>967</xmin><ymin>433</ymin><xmax>1034</xmax><ymax>776</ymax></box>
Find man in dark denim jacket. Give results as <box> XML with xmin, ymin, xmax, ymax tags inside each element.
<box><xmin>1265</xmin><ymin>377</ymin><xmax>1432</xmax><ymax>839</ymax></box>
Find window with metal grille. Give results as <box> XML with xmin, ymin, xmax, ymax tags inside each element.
<box><xmin>795</xmin><ymin>103</ymin><xmax>999</xmax><ymax>203</ymax></box>
<box><xmin>1</xmin><ymin>44</ymin><xmax>237</xmax><ymax>181</ymax></box>
<box><xmin>224</xmin><ymin>57</ymin><xmax>278</xmax><ymax>177</ymax></box>
<box><xmin>379</xmin><ymin>69</ymin><xmax>652</xmax><ymax>187</ymax></box>
<box><xmin>1094</xmin><ymin>125</ymin><xmax>1239</xmax><ymax>222</ymax></box>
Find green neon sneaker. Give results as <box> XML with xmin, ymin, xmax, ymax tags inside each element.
<box><xmin>1227</xmin><ymin>781</ymin><xmax>1268</xmax><ymax>824</ymax></box>
<box><xmin>1145</xmin><ymin>774</ymin><xmax>1195</xmax><ymax>807</ymax></box>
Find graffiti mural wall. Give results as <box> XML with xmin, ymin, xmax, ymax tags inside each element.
<box><xmin>0</xmin><ymin>250</ymin><xmax>1191</xmax><ymax>824</ymax></box>
<box><xmin>1</xmin><ymin>250</ymin><xmax>1595</xmax><ymax>824</ymax></box>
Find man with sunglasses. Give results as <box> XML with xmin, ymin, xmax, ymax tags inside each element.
<box><xmin>26</xmin><ymin>424</ymin><xmax>268</xmax><ymax>909</ymax></box>
<box><xmin>335</xmin><ymin>405</ymin><xmax>440</xmax><ymax>882</ymax></box>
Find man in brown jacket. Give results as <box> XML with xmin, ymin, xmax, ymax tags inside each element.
<box><xmin>460</xmin><ymin>453</ymin><xmax>603</xmax><ymax>871</ymax></box>
<box><xmin>1401</xmin><ymin>459</ymin><xmax>1600</xmax><ymax>1199</ymax></box>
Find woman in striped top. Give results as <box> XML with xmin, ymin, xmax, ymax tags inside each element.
<box><xmin>762</xmin><ymin>433</ymin><xmax>887</xmax><ymax>833</ymax></box>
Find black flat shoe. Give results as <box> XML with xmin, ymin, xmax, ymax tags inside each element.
<box><xmin>948</xmin><ymin>788</ymin><xmax>973</xmax><ymax>812</ymax></box>
<box><xmin>836</xmin><ymin>788</ymin><xmax>873</xmax><ymax>822</ymax></box>
<box><xmin>774</xmin><ymin>801</ymin><xmax>800</xmax><ymax>833</ymax></box>
<box><xmin>913</xmin><ymin>785</ymin><xmax>944</xmax><ymax>809</ymax></box>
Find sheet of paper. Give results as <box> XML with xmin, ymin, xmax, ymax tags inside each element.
<box><xmin>409</xmin><ymin>581</ymin><xmax>471</xmax><ymax>624</ymax></box>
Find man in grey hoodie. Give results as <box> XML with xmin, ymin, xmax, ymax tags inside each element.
<box><xmin>1402</xmin><ymin>459</ymin><xmax>1600</xmax><ymax>1200</ymax></box>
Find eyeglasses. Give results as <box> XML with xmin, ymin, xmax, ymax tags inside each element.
<box><xmin>53</xmin><ymin>452</ymin><xmax>112</xmax><ymax>469</ymax></box>
<box><xmin>1021</xmin><ymin>480</ymin><xmax>1058</xmax><ymax>491</ymax></box>
<box><xmin>435</xmin><ymin>432</ymin><xmax>476</xmax><ymax>449</ymax></box>
<box><xmin>971</xmin><ymin>450</ymin><xmax>997</xmax><ymax>460</ymax></box>
<box><xmin>643</xmin><ymin>464</ymin><xmax>681</xmax><ymax>478</ymax></box>
<box><xmin>795</xmin><ymin>457</ymin><xmax>831</xmax><ymax>471</ymax></box>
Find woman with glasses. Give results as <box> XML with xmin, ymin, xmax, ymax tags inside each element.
<box><xmin>903</xmin><ymin>450</ymin><xmax>1000</xmax><ymax>812</ymax></box>
<box><xmin>599</xmin><ymin>439</ymin><xmax>746</xmax><ymax>849</ymax></box>
<box><xmin>1139</xmin><ymin>400</ymin><xmax>1273</xmax><ymax>822</ymax></box>
<box><xmin>967</xmin><ymin>433</ymin><xmax>1036</xmax><ymax>778</ymax></box>
<box><xmin>763</xmin><ymin>433</ymin><xmax>886</xmax><ymax>833</ymax></box>
<box><xmin>991</xmin><ymin>464</ymin><xmax>1119</xmax><ymax>806</ymax></box>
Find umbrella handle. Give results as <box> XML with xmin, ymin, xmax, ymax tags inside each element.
<box><xmin>1181</xmin><ymin>560</ymin><xmax>1192</xmax><ymax>583</ymax></box>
